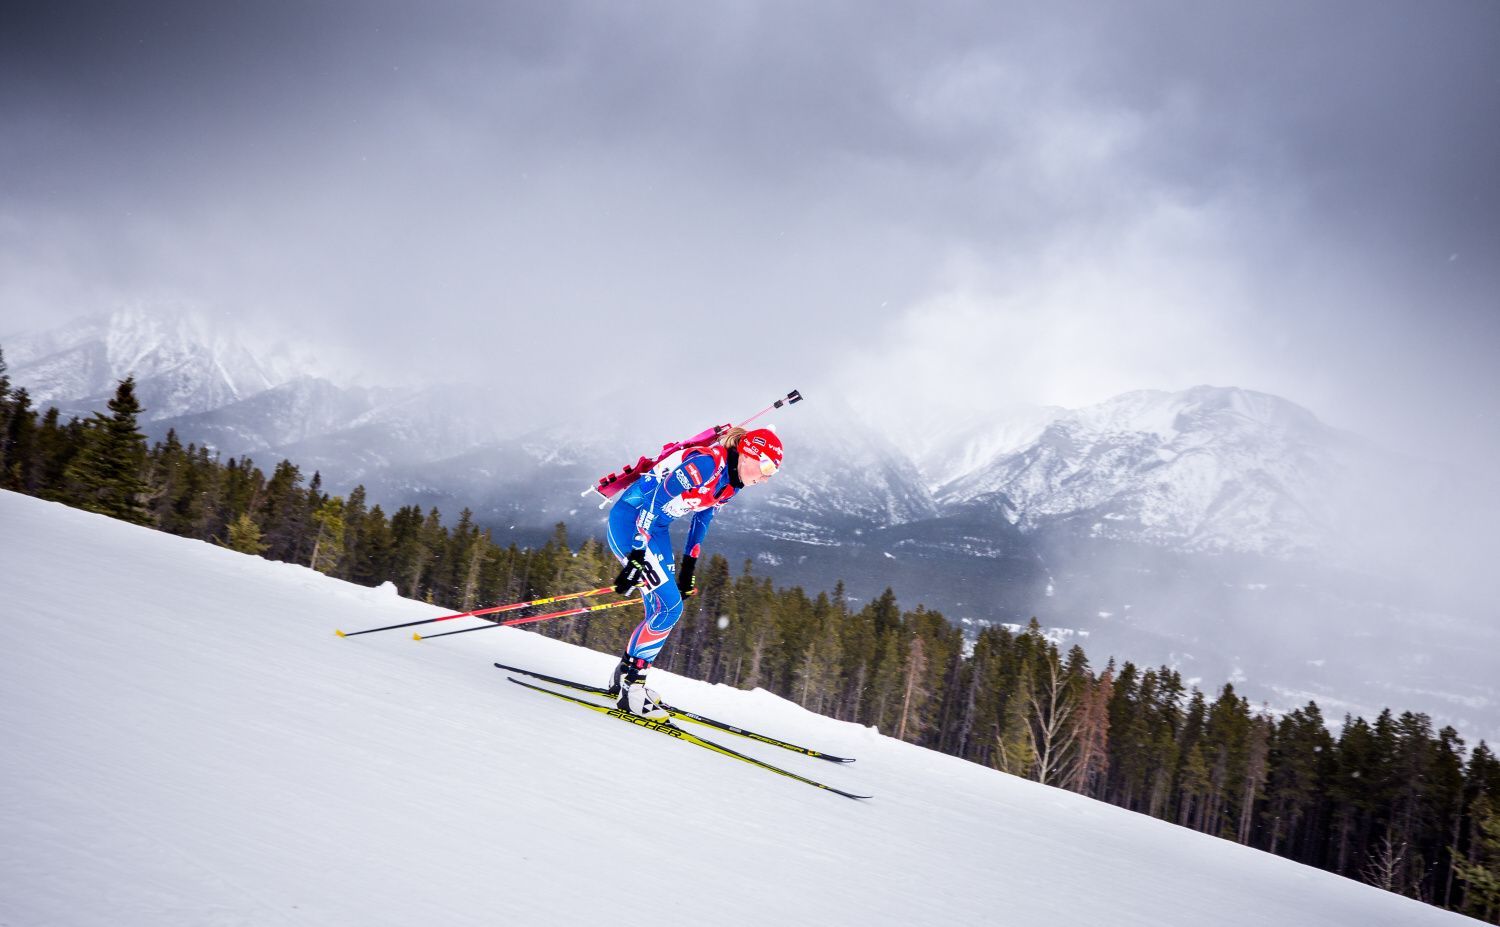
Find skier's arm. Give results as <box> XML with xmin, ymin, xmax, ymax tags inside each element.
<box><xmin>675</xmin><ymin>509</ymin><xmax>718</xmax><ymax>594</ymax></box>
<box><xmin>683</xmin><ymin>508</ymin><xmax>716</xmax><ymax>559</ymax></box>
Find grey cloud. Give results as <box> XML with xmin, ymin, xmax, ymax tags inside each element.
<box><xmin>2</xmin><ymin>0</ymin><xmax>1497</xmax><ymax>459</ymax></box>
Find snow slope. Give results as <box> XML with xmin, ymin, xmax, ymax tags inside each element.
<box><xmin>0</xmin><ymin>490</ymin><xmax>1471</xmax><ymax>927</ymax></box>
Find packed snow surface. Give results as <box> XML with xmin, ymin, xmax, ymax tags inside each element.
<box><xmin>0</xmin><ymin>491</ymin><xmax>1468</xmax><ymax>926</ymax></box>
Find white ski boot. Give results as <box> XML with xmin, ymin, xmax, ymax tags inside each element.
<box><xmin>609</xmin><ymin>655</ymin><xmax>668</xmax><ymax>720</ymax></box>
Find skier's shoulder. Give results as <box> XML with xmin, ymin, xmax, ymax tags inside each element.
<box><xmin>671</xmin><ymin>444</ymin><xmax>726</xmax><ymax>488</ymax></box>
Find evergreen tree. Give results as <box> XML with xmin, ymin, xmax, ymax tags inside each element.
<box><xmin>2</xmin><ymin>387</ymin><xmax>38</xmax><ymax>490</ymax></box>
<box><xmin>389</xmin><ymin>505</ymin><xmax>431</xmax><ymax>597</ymax></box>
<box><xmin>1264</xmin><ymin>703</ymin><xmax>1332</xmax><ymax>857</ymax></box>
<box><xmin>725</xmin><ymin>569</ymin><xmax>777</xmax><ymax>689</ymax></box>
<box><xmin>0</xmin><ymin>346</ymin><xmax>11</xmax><ymax>472</ymax></box>
<box><xmin>957</xmin><ymin>627</ymin><xmax>1009</xmax><ymax>766</ymax></box>
<box><xmin>1384</xmin><ymin>711</ymin><xmax>1441</xmax><ymax>895</ymax></box>
<box><xmin>1171</xmin><ymin>688</ymin><xmax>1205</xmax><ymax>820</ymax></box>
<box><xmin>224</xmin><ymin>512</ymin><xmax>268</xmax><ymax>555</ymax></box>
<box><xmin>309</xmin><ymin>495</ymin><xmax>347</xmax><ymax>574</ymax></box>
<box><xmin>1434</xmin><ymin>725</ymin><xmax>1470</xmax><ymax>908</ymax></box>
<box><xmin>995</xmin><ymin>669</ymin><xmax>1036</xmax><ymax>777</ymax></box>
<box><xmin>1456</xmin><ymin>743</ymin><xmax>1500</xmax><ymax>920</ymax></box>
<box><xmin>147</xmin><ymin>429</ymin><xmax>206</xmax><ymax>535</ymax></box>
<box><xmin>1141</xmin><ymin>668</ymin><xmax>1185</xmax><ymax>818</ymax></box>
<box><xmin>350</xmin><ymin>503</ymin><xmax>394</xmax><ymax>586</ymax></box>
<box><xmin>211</xmin><ymin>457</ymin><xmax>263</xmax><ymax>543</ymax></box>
<box><xmin>33</xmin><ymin>408</ymin><xmax>82</xmax><ymax>498</ymax></box>
<box><xmin>449</xmin><ymin>509</ymin><xmax>487</xmax><ymax>611</ymax></box>
<box><xmin>1199</xmin><ymin>684</ymin><xmax>1256</xmax><ymax>839</ymax></box>
<box><xmin>675</xmin><ymin>554</ymin><xmax>732</xmax><ymax>682</ymax></box>
<box><xmin>836</xmin><ymin>596</ymin><xmax>879</xmax><ymax>723</ymax></box>
<box><xmin>1329</xmin><ymin>714</ymin><xmax>1380</xmax><ymax>874</ymax></box>
<box><xmin>868</xmin><ymin>628</ymin><xmax>908</xmax><ymax>737</ymax></box>
<box><xmin>1106</xmin><ymin>662</ymin><xmax>1149</xmax><ymax>810</ymax></box>
<box><xmin>61</xmin><ymin>377</ymin><xmax>150</xmax><ymax>524</ymax></box>
<box><xmin>1454</xmin><ymin>794</ymin><xmax>1500</xmax><ymax>923</ymax></box>
<box><xmin>335</xmin><ymin>485</ymin><xmax>370</xmax><ymax>580</ymax></box>
<box><xmin>258</xmin><ymin>460</ymin><xmax>308</xmax><ymax>561</ymax></box>
<box><xmin>792</xmin><ymin>591</ymin><xmax>844</xmax><ymax>715</ymax></box>
<box><xmin>1239</xmin><ymin>715</ymin><xmax>1273</xmax><ymax>845</ymax></box>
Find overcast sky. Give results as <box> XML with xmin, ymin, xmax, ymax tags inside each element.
<box><xmin>2</xmin><ymin>1</ymin><xmax>1497</xmax><ymax>459</ymax></box>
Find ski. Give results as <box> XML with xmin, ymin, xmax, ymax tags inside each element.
<box><xmin>507</xmin><ymin>677</ymin><xmax>870</xmax><ymax>800</ymax></box>
<box><xmin>493</xmin><ymin>662</ymin><xmax>856</xmax><ymax>764</ymax></box>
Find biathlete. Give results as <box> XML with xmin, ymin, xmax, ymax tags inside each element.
<box><xmin>605</xmin><ymin>426</ymin><xmax>784</xmax><ymax>717</ymax></box>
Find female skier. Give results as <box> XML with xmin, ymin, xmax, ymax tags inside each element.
<box><xmin>605</xmin><ymin>426</ymin><xmax>784</xmax><ymax>717</ymax></box>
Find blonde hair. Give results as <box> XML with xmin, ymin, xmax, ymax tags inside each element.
<box><xmin>717</xmin><ymin>426</ymin><xmax>748</xmax><ymax>450</ymax></box>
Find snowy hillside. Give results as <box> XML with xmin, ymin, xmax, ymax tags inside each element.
<box><xmin>0</xmin><ymin>490</ymin><xmax>1470</xmax><ymax>927</ymax></box>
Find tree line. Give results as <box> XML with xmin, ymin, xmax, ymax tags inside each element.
<box><xmin>2</xmin><ymin>356</ymin><xmax>1498</xmax><ymax>922</ymax></box>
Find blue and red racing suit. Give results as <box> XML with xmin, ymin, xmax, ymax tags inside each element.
<box><xmin>607</xmin><ymin>443</ymin><xmax>740</xmax><ymax>664</ymax></box>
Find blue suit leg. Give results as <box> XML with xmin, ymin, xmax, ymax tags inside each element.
<box><xmin>606</xmin><ymin>503</ymin><xmax>683</xmax><ymax>665</ymax></box>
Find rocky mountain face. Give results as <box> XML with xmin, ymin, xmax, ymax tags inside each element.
<box><xmin>7</xmin><ymin>309</ymin><xmax>1495</xmax><ymax>739</ymax></box>
<box><xmin>935</xmin><ymin>387</ymin><xmax>1371</xmax><ymax>559</ymax></box>
<box><xmin>5</xmin><ymin>306</ymin><xmax>293</xmax><ymax>421</ymax></box>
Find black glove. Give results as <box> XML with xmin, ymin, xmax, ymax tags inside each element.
<box><xmin>676</xmin><ymin>554</ymin><xmax>697</xmax><ymax>595</ymax></box>
<box><xmin>614</xmin><ymin>548</ymin><xmax>647</xmax><ymax>595</ymax></box>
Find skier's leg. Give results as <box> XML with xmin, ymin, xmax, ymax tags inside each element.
<box><xmin>604</xmin><ymin>506</ymin><xmax>677</xmax><ymax>716</ymax></box>
<box><xmin>623</xmin><ymin>533</ymin><xmax>681</xmax><ymax>664</ymax></box>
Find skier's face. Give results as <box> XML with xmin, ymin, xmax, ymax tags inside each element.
<box><xmin>738</xmin><ymin>452</ymin><xmax>774</xmax><ymax>487</ymax></box>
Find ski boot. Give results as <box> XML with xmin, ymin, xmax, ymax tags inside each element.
<box><xmin>608</xmin><ymin>654</ymin><xmax>669</xmax><ymax>720</ymax></box>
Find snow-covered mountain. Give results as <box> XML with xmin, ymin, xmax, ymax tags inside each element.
<box><xmin>911</xmin><ymin>403</ymin><xmax>1065</xmax><ymax>489</ymax></box>
<box><xmin>156</xmin><ymin>380</ymin><xmax>533</xmax><ymax>482</ymax></box>
<box><xmin>3</xmin><ymin>305</ymin><xmax>307</xmax><ymax>420</ymax></box>
<box><xmin>3</xmin><ymin>309</ymin><xmax>1386</xmax><ymax>563</ymax></box>
<box><xmin>0</xmin><ymin>308</ymin><xmax>541</xmax><ymax>478</ymax></box>
<box><xmin>726</xmin><ymin>396</ymin><xmax>940</xmax><ymax>544</ymax></box>
<box><xmin>146</xmin><ymin>375</ymin><xmax>380</xmax><ymax>452</ymax></box>
<box><xmin>0</xmin><ymin>489</ymin><xmax>1471</xmax><ymax>927</ymax></box>
<box><xmin>934</xmin><ymin>387</ymin><xmax>1370</xmax><ymax>559</ymax></box>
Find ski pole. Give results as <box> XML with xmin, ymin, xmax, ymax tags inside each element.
<box><xmin>336</xmin><ymin>586</ymin><xmax>615</xmax><ymax>638</ymax></box>
<box><xmin>413</xmin><ymin>594</ymin><xmax>641</xmax><ymax>641</ymax></box>
<box><xmin>737</xmin><ymin>388</ymin><xmax>802</xmax><ymax>429</ymax></box>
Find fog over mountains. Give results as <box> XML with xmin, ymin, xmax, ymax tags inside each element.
<box><xmin>6</xmin><ymin>308</ymin><xmax>1496</xmax><ymax>740</ymax></box>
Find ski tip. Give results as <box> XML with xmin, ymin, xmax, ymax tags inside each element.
<box><xmin>335</xmin><ymin>629</ymin><xmax>346</xmax><ymax>638</ymax></box>
<box><xmin>412</xmin><ymin>633</ymin><xmax>422</xmax><ymax>641</ymax></box>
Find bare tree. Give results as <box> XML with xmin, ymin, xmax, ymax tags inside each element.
<box><xmin>1364</xmin><ymin>832</ymin><xmax>1408</xmax><ymax>894</ymax></box>
<box><xmin>1238</xmin><ymin>717</ymin><xmax>1272</xmax><ymax>845</ymax></box>
<box><xmin>1064</xmin><ymin>667</ymin><xmax>1113</xmax><ymax>796</ymax></box>
<box><xmin>896</xmin><ymin>635</ymin><xmax>929</xmax><ymax>742</ymax></box>
<box><xmin>1030</xmin><ymin>657</ymin><xmax>1080</xmax><ymax>786</ymax></box>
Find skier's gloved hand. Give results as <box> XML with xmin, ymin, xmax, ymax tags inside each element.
<box><xmin>676</xmin><ymin>554</ymin><xmax>697</xmax><ymax>595</ymax></box>
<box><xmin>614</xmin><ymin>548</ymin><xmax>648</xmax><ymax>595</ymax></box>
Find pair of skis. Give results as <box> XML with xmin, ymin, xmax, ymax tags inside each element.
<box><xmin>498</xmin><ymin>663</ymin><xmax>870</xmax><ymax>801</ymax></box>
